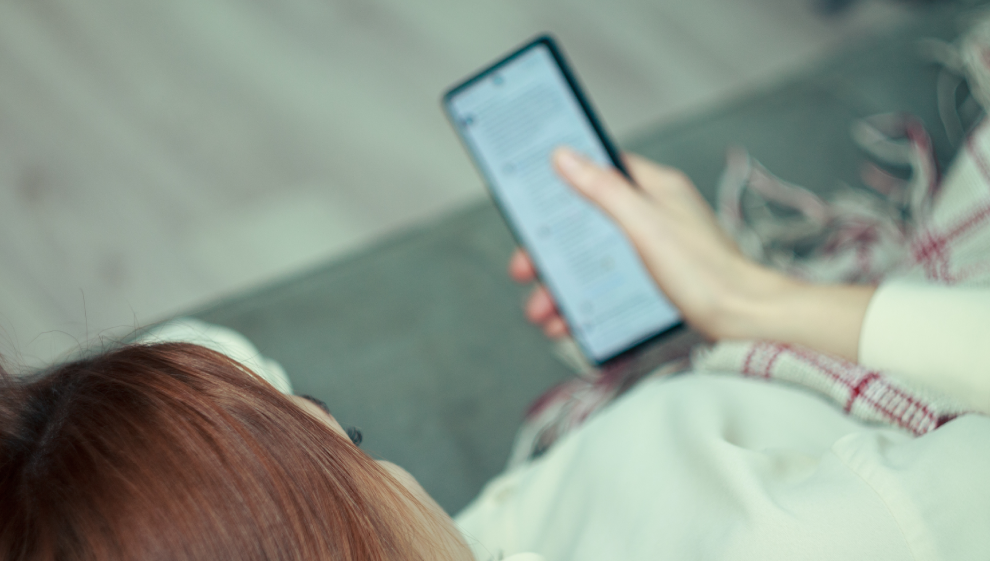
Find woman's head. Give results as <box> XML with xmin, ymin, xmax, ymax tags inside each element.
<box><xmin>0</xmin><ymin>342</ymin><xmax>471</xmax><ymax>560</ymax></box>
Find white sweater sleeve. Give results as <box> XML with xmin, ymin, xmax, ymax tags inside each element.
<box><xmin>859</xmin><ymin>279</ymin><xmax>990</xmax><ymax>412</ymax></box>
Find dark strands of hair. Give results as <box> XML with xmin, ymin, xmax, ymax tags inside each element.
<box><xmin>299</xmin><ymin>394</ymin><xmax>363</xmax><ymax>446</ymax></box>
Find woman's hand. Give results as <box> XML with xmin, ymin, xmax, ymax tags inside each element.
<box><xmin>510</xmin><ymin>148</ymin><xmax>875</xmax><ymax>362</ymax></box>
<box><xmin>509</xmin><ymin>250</ymin><xmax>570</xmax><ymax>339</ymax></box>
<box><xmin>511</xmin><ymin>148</ymin><xmax>780</xmax><ymax>341</ymax></box>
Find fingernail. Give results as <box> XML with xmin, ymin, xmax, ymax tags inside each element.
<box><xmin>555</xmin><ymin>147</ymin><xmax>584</xmax><ymax>176</ymax></box>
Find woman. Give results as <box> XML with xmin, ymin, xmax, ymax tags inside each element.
<box><xmin>2</xmin><ymin>146</ymin><xmax>988</xmax><ymax>560</ymax></box>
<box><xmin>455</xmin><ymin>148</ymin><xmax>990</xmax><ymax>560</ymax></box>
<box><xmin>0</xmin><ymin>341</ymin><xmax>474</xmax><ymax>560</ymax></box>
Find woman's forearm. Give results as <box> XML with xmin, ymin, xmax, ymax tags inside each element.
<box><xmin>711</xmin><ymin>266</ymin><xmax>990</xmax><ymax>414</ymax></box>
<box><xmin>711</xmin><ymin>263</ymin><xmax>876</xmax><ymax>363</ymax></box>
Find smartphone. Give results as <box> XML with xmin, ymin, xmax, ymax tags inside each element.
<box><xmin>442</xmin><ymin>35</ymin><xmax>682</xmax><ymax>365</ymax></box>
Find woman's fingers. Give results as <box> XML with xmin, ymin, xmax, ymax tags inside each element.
<box><xmin>508</xmin><ymin>248</ymin><xmax>537</xmax><ymax>283</ymax></box>
<box><xmin>553</xmin><ymin>147</ymin><xmax>651</xmax><ymax>240</ymax></box>
<box><xmin>542</xmin><ymin>316</ymin><xmax>569</xmax><ymax>339</ymax></box>
<box><xmin>513</xmin><ymin>149</ymin><xmax>689</xmax><ymax>341</ymax></box>
<box><xmin>623</xmin><ymin>153</ymin><xmax>690</xmax><ymax>201</ymax></box>
<box><xmin>511</xmin><ymin>250</ymin><xmax>569</xmax><ymax>337</ymax></box>
<box><xmin>514</xmin><ymin>283</ymin><xmax>568</xmax><ymax>337</ymax></box>
<box><xmin>525</xmin><ymin>284</ymin><xmax>569</xmax><ymax>337</ymax></box>
<box><xmin>525</xmin><ymin>285</ymin><xmax>557</xmax><ymax>323</ymax></box>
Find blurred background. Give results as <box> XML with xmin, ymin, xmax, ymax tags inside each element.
<box><xmin>0</xmin><ymin>0</ymin><xmax>923</xmax><ymax>368</ymax></box>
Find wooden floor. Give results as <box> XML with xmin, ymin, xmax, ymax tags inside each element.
<box><xmin>0</xmin><ymin>0</ymin><xmax>910</xmax><ymax>368</ymax></box>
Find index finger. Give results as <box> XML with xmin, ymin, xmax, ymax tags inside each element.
<box><xmin>553</xmin><ymin>147</ymin><xmax>653</xmax><ymax>240</ymax></box>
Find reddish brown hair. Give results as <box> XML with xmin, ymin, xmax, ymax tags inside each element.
<box><xmin>0</xmin><ymin>343</ymin><xmax>454</xmax><ymax>560</ymax></box>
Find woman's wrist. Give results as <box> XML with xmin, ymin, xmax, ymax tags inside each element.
<box><xmin>708</xmin><ymin>260</ymin><xmax>797</xmax><ymax>343</ymax></box>
<box><xmin>707</xmin><ymin>260</ymin><xmax>875</xmax><ymax>362</ymax></box>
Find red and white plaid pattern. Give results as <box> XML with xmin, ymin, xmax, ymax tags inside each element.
<box><xmin>699</xmin><ymin>21</ymin><xmax>990</xmax><ymax>436</ymax></box>
<box><xmin>691</xmin><ymin>115</ymin><xmax>990</xmax><ymax>437</ymax></box>
<box><xmin>509</xmin><ymin>18</ymin><xmax>990</xmax><ymax>466</ymax></box>
<box><xmin>693</xmin><ymin>341</ymin><xmax>964</xmax><ymax>436</ymax></box>
<box><xmin>909</xmin><ymin>121</ymin><xmax>990</xmax><ymax>285</ymax></box>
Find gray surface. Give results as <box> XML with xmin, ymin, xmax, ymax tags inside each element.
<box><xmin>195</xmin><ymin>206</ymin><xmax>573</xmax><ymax>513</ymax></box>
<box><xmin>192</xmin><ymin>6</ymin><xmax>975</xmax><ymax>515</ymax></box>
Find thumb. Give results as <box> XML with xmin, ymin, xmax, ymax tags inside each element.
<box><xmin>552</xmin><ymin>147</ymin><xmax>649</xmax><ymax>236</ymax></box>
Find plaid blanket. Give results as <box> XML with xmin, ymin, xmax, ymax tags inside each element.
<box><xmin>509</xmin><ymin>17</ymin><xmax>990</xmax><ymax>467</ymax></box>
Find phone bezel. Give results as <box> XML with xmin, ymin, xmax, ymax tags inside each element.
<box><xmin>441</xmin><ymin>34</ymin><xmax>683</xmax><ymax>366</ymax></box>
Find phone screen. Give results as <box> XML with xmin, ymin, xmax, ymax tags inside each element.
<box><xmin>444</xmin><ymin>37</ymin><xmax>681</xmax><ymax>364</ymax></box>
